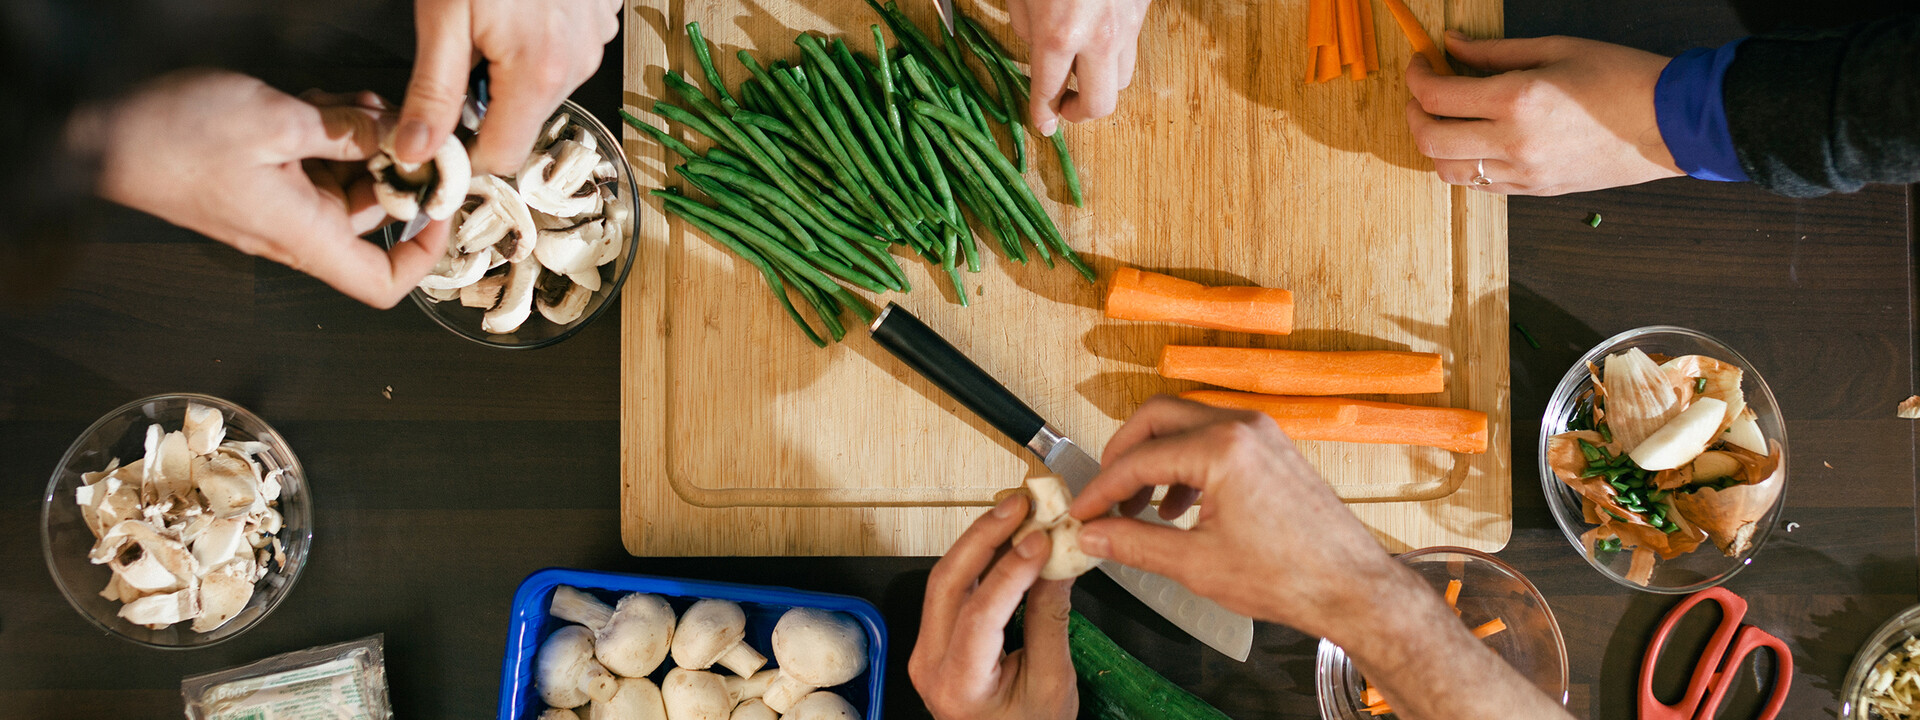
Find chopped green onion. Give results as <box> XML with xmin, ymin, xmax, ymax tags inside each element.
<box><xmin>1597</xmin><ymin>423</ymin><xmax>1613</xmax><ymax>444</ymax></box>
<box><xmin>1694</xmin><ymin>377</ymin><xmax>1708</xmax><ymax>393</ymax></box>
<box><xmin>1585</xmin><ymin>212</ymin><xmax>1603</xmax><ymax>228</ymax></box>
<box><xmin>1579</xmin><ymin>440</ymin><xmax>1603</xmax><ymax>462</ymax></box>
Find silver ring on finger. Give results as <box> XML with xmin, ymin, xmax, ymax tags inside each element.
<box><xmin>1470</xmin><ymin>158</ymin><xmax>1493</xmax><ymax>186</ymax></box>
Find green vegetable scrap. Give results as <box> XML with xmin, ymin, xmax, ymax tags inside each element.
<box><xmin>1585</xmin><ymin>212</ymin><xmax>1603</xmax><ymax>228</ymax></box>
<box><xmin>625</xmin><ymin>14</ymin><xmax>1091</xmax><ymax>345</ymax></box>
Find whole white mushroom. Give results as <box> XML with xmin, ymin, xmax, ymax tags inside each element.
<box><xmin>660</xmin><ymin>667</ymin><xmax>731</xmax><ymax>720</ymax></box>
<box><xmin>537</xmin><ymin>625</ymin><xmax>619</xmax><ymax>709</ymax></box>
<box><xmin>760</xmin><ymin>608</ymin><xmax>868</xmax><ymax>713</ymax></box>
<box><xmin>671</xmin><ymin>599</ymin><xmax>767</xmax><ymax>677</ymax></box>
<box><xmin>784</xmin><ymin>691</ymin><xmax>861</xmax><ymax>720</ymax></box>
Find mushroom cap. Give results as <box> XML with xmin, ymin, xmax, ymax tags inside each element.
<box><xmin>671</xmin><ymin>599</ymin><xmax>749</xmax><ymax>670</ymax></box>
<box><xmin>596</xmin><ymin>592</ymin><xmax>676</xmax><ymax>678</ymax></box>
<box><xmin>482</xmin><ymin>257</ymin><xmax>541</xmax><ymax>334</ymax></box>
<box><xmin>537</xmin><ymin>625</ymin><xmax>618</xmax><ymax>709</ymax></box>
<box><xmin>370</xmin><ymin>133</ymin><xmax>472</xmax><ymax>221</ymax></box>
<box><xmin>660</xmin><ymin>668</ymin><xmax>732</xmax><ymax>720</ymax></box>
<box><xmin>770</xmin><ymin>608</ymin><xmax>869</xmax><ymax>686</ymax></box>
<box><xmin>454</xmin><ymin>175</ymin><xmax>539</xmax><ymax>261</ymax></box>
<box><xmin>784</xmin><ymin>691</ymin><xmax>861</xmax><ymax>720</ymax></box>
<box><xmin>592</xmin><ymin>677</ymin><xmax>668</xmax><ymax>720</ymax></box>
<box><xmin>729</xmin><ymin>699</ymin><xmax>780</xmax><ymax>720</ymax></box>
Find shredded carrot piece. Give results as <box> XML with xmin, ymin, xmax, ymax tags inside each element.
<box><xmin>1443</xmin><ymin>579</ymin><xmax>1462</xmax><ymax>608</ymax></box>
<box><xmin>1472</xmin><ymin>618</ymin><xmax>1508</xmax><ymax>639</ymax></box>
<box><xmin>1365</xmin><ymin>702</ymin><xmax>1394</xmax><ymax>715</ymax></box>
<box><xmin>1357</xmin><ymin>0</ymin><xmax>1379</xmax><ymax>72</ymax></box>
<box><xmin>1362</xmin><ymin>684</ymin><xmax>1385</xmax><ymax>706</ymax></box>
<box><xmin>1378</xmin><ymin>0</ymin><xmax>1454</xmax><ymax>75</ymax></box>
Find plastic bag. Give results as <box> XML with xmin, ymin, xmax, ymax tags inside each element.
<box><xmin>181</xmin><ymin>634</ymin><xmax>393</xmax><ymax>720</ymax></box>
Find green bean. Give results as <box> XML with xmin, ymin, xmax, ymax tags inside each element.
<box><xmin>683</xmin><ymin>161</ymin><xmax>886</xmax><ymax>287</ymax></box>
<box><xmin>956</xmin><ymin>22</ymin><xmax>1026</xmax><ymax>171</ymax></box>
<box><xmin>940</xmin><ymin>119</ymin><xmax>1053</xmax><ymax>267</ymax></box>
<box><xmin>801</xmin><ymin>37</ymin><xmax>938</xmax><ymax>225</ymax></box>
<box><xmin>963</xmin><ymin>19</ymin><xmax>1088</xmax><ymax>206</ymax></box>
<box><xmin>914</xmin><ymin>111</ymin><xmax>1030</xmax><ymax>262</ymax></box>
<box><xmin>876</xmin><ymin>0</ymin><xmax>1004</xmax><ymax>123</ymax></box>
<box><xmin>941</xmin><ymin>223</ymin><xmax>970</xmax><ymax>307</ymax></box>
<box><xmin>904</xmin><ymin>117</ymin><xmax>960</xmax><ymax>225</ymax></box>
<box><xmin>622</xmin><ymin>110</ymin><xmax>703</xmax><ymax>160</ymax></box>
<box><xmin>796</xmin><ymin>58</ymin><xmax>934</xmax><ymax>250</ymax></box>
<box><xmin>768</xmin><ymin>67</ymin><xmax>899</xmax><ymax>233</ymax></box>
<box><xmin>856</xmin><ymin>241</ymin><xmax>910</xmax><ymax>291</ymax></box>
<box><xmin>873</xmin><ymin>25</ymin><xmax>904</xmax><ymax>139</ymax></box>
<box><xmin>739</xmin><ymin>79</ymin><xmax>775</xmax><ymax>116</ymax></box>
<box><xmin>653</xmin><ymin>191</ymin><xmax>879</xmax><ymax>321</ymax></box>
<box><xmin>678</xmin><ymin>169</ymin><xmax>793</xmax><ymax>249</ymax></box>
<box><xmin>686</xmin><ymin>22</ymin><xmax>739</xmax><ymax>112</ymax></box>
<box><xmin>652</xmin><ymin>101</ymin><xmax>732</xmax><ymax>153</ymax></box>
<box><xmin>704</xmin><ymin>147</ymin><xmax>757</xmax><ymax>175</ymax></box>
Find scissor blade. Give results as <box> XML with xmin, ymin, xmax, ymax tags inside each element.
<box><xmin>394</xmin><ymin>213</ymin><xmax>431</xmax><ymax>244</ymax></box>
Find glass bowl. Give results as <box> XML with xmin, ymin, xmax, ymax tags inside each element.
<box><xmin>1841</xmin><ymin>603</ymin><xmax>1920</xmax><ymax>719</ymax></box>
<box><xmin>1316</xmin><ymin>547</ymin><xmax>1568</xmax><ymax>719</ymax></box>
<box><xmin>40</xmin><ymin>393</ymin><xmax>312</xmax><ymax>648</ymax></box>
<box><xmin>382</xmin><ymin>99</ymin><xmax>642</xmax><ymax>349</ymax></box>
<box><xmin>1539</xmin><ymin>326</ymin><xmax>1788</xmax><ymax>593</ymax></box>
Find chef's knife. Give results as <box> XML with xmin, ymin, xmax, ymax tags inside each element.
<box><xmin>396</xmin><ymin>67</ymin><xmax>490</xmax><ymax>244</ymax></box>
<box><xmin>930</xmin><ymin>0</ymin><xmax>957</xmax><ymax>36</ymax></box>
<box><xmin>870</xmin><ymin>303</ymin><xmax>1255</xmax><ymax>661</ymax></box>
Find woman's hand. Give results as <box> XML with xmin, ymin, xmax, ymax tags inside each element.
<box><xmin>1006</xmin><ymin>0</ymin><xmax>1152</xmax><ymax>135</ymax></box>
<box><xmin>395</xmin><ymin>0</ymin><xmax>620</xmax><ymax>175</ymax></box>
<box><xmin>909</xmin><ymin>494</ymin><xmax>1078</xmax><ymax>720</ymax></box>
<box><xmin>95</xmin><ymin>70</ymin><xmax>448</xmax><ymax>308</ymax></box>
<box><xmin>1405</xmin><ymin>32</ymin><xmax>1684</xmax><ymax>195</ymax></box>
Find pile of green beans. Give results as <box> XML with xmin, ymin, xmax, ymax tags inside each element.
<box><xmin>1577</xmin><ymin>438</ymin><xmax>1682</xmax><ymax>535</ymax></box>
<box><xmin>621</xmin><ymin>2</ymin><xmax>1090</xmax><ymax>346</ymax></box>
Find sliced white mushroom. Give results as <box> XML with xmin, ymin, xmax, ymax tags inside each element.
<box><xmin>419</xmin><ymin>247</ymin><xmax>493</xmax><ymax>291</ymax></box>
<box><xmin>535</xmin><ymin>218</ymin><xmax>604</xmax><ymax>277</ymax></box>
<box><xmin>537</xmin><ymin>278</ymin><xmax>594</xmax><ymax>326</ymax></box>
<box><xmin>453</xmin><ymin>175</ymin><xmax>539</xmax><ymax>261</ymax></box>
<box><xmin>518</xmin><ymin>139</ymin><xmax>601</xmax><ymax>218</ymax></box>
<box><xmin>182</xmin><ymin>403</ymin><xmax>226</xmax><ymax>456</ymax></box>
<box><xmin>192</xmin><ymin>559</ymin><xmax>254</xmax><ymax>633</ymax></box>
<box><xmin>192</xmin><ymin>452</ymin><xmax>259</xmax><ymax>519</ymax></box>
<box><xmin>370</xmin><ymin>132</ymin><xmax>472</xmax><ymax>222</ymax></box>
<box><xmin>483</xmin><ymin>258</ymin><xmax>541</xmax><ymax>334</ymax></box>
<box><xmin>119</xmin><ymin>587</ymin><xmax>199</xmax><ymax>629</ymax></box>
<box><xmin>460</xmin><ymin>274</ymin><xmax>509</xmax><ymax>309</ymax></box>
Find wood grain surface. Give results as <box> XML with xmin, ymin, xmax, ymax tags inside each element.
<box><xmin>0</xmin><ymin>1</ymin><xmax>1914</xmax><ymax>719</ymax></box>
<box><xmin>620</xmin><ymin>0</ymin><xmax>1512</xmax><ymax>557</ymax></box>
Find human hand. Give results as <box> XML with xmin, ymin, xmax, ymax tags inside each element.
<box><xmin>1067</xmin><ymin>396</ymin><xmax>1404</xmax><ymax>643</ymax></box>
<box><xmin>909</xmin><ymin>494</ymin><xmax>1077</xmax><ymax>720</ymax></box>
<box><xmin>1405</xmin><ymin>32</ymin><xmax>1684</xmax><ymax>195</ymax></box>
<box><xmin>95</xmin><ymin>70</ymin><xmax>449</xmax><ymax>308</ymax></box>
<box><xmin>396</xmin><ymin>0</ymin><xmax>619</xmax><ymax>175</ymax></box>
<box><xmin>1006</xmin><ymin>0</ymin><xmax>1151</xmax><ymax>135</ymax></box>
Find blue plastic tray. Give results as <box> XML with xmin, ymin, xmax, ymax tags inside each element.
<box><xmin>497</xmin><ymin>567</ymin><xmax>888</xmax><ymax>720</ymax></box>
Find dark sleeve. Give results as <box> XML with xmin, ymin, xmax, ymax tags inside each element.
<box><xmin>1721</xmin><ymin>14</ymin><xmax>1920</xmax><ymax>197</ymax></box>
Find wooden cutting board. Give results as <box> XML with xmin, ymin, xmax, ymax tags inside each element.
<box><xmin>619</xmin><ymin>0</ymin><xmax>1509</xmax><ymax>556</ymax></box>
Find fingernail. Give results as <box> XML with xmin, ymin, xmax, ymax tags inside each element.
<box><xmin>1039</xmin><ymin>117</ymin><xmax>1059</xmax><ymax>137</ymax></box>
<box><xmin>992</xmin><ymin>495</ymin><xmax>1022</xmax><ymax>518</ymax></box>
<box><xmin>1078</xmin><ymin>528</ymin><xmax>1109</xmax><ymax>558</ymax></box>
<box><xmin>1446</xmin><ymin>30</ymin><xmax>1468</xmax><ymax>41</ymax></box>
<box><xmin>1015</xmin><ymin>533</ymin><xmax>1046</xmax><ymax>558</ymax></box>
<box><xmin>396</xmin><ymin>118</ymin><xmax>432</xmax><ymax>160</ymax></box>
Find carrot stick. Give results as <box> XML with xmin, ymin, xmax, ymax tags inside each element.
<box><xmin>1379</xmin><ymin>0</ymin><xmax>1453</xmax><ymax>75</ymax></box>
<box><xmin>1358</xmin><ymin>0</ymin><xmax>1380</xmax><ymax>72</ymax></box>
<box><xmin>1105</xmin><ymin>268</ymin><xmax>1294</xmax><ymax>335</ymax></box>
<box><xmin>1443</xmin><ymin>579</ymin><xmax>1462</xmax><ymax>608</ymax></box>
<box><xmin>1180</xmin><ymin>391</ymin><xmax>1490</xmax><ymax>454</ymax></box>
<box><xmin>1365</xmin><ymin>702</ymin><xmax>1393</xmax><ymax>716</ymax></box>
<box><xmin>1472</xmin><ymin>618</ymin><xmax>1508</xmax><ymax>639</ymax></box>
<box><xmin>1314</xmin><ymin>44</ymin><xmax>1343</xmax><ymax>82</ymax></box>
<box><xmin>1159</xmin><ymin>346</ymin><xmax>1444</xmax><ymax>396</ymax></box>
<box><xmin>1337</xmin><ymin>0</ymin><xmax>1366</xmax><ymax>79</ymax></box>
<box><xmin>1362</xmin><ymin>684</ymin><xmax>1385</xmax><ymax>706</ymax></box>
<box><xmin>1308</xmin><ymin>0</ymin><xmax>1337</xmax><ymax>48</ymax></box>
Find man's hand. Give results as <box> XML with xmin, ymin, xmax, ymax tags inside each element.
<box><xmin>1405</xmin><ymin>32</ymin><xmax>1684</xmax><ymax>195</ymax></box>
<box><xmin>96</xmin><ymin>70</ymin><xmax>448</xmax><ymax>308</ymax></box>
<box><xmin>909</xmin><ymin>494</ymin><xmax>1077</xmax><ymax>720</ymax></box>
<box><xmin>1067</xmin><ymin>396</ymin><xmax>1401</xmax><ymax>641</ymax></box>
<box><xmin>396</xmin><ymin>0</ymin><xmax>620</xmax><ymax>176</ymax></box>
<box><xmin>1006</xmin><ymin>0</ymin><xmax>1151</xmax><ymax>135</ymax></box>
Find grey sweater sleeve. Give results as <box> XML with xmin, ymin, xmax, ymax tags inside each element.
<box><xmin>1722</xmin><ymin>14</ymin><xmax>1920</xmax><ymax>197</ymax></box>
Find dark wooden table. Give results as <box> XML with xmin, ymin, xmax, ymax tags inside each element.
<box><xmin>2</xmin><ymin>1</ymin><xmax>1913</xmax><ymax>718</ymax></box>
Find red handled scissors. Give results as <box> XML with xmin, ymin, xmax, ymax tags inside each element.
<box><xmin>1638</xmin><ymin>586</ymin><xmax>1792</xmax><ymax>720</ymax></box>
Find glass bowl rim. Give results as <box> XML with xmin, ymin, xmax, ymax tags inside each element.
<box><xmin>40</xmin><ymin>392</ymin><xmax>313</xmax><ymax>649</ymax></box>
<box><xmin>1536</xmin><ymin>325</ymin><xmax>1790</xmax><ymax>594</ymax></box>
<box><xmin>390</xmin><ymin>98</ymin><xmax>642</xmax><ymax>350</ymax></box>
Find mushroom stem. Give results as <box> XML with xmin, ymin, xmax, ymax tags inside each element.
<box><xmin>550</xmin><ymin>586</ymin><xmax>614</xmax><ymax>632</ymax></box>
<box><xmin>716</xmin><ymin>642</ymin><xmax>769</xmax><ymax>679</ymax></box>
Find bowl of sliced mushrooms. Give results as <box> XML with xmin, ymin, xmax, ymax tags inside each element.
<box><xmin>40</xmin><ymin>394</ymin><xmax>310</xmax><ymax>648</ymax></box>
<box><xmin>380</xmin><ymin>99</ymin><xmax>640</xmax><ymax>349</ymax></box>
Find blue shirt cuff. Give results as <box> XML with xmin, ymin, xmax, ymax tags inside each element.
<box><xmin>1654</xmin><ymin>39</ymin><xmax>1749</xmax><ymax>183</ymax></box>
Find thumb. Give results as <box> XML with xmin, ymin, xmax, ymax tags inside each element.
<box><xmin>1078</xmin><ymin>517</ymin><xmax>1202</xmax><ymax>582</ymax></box>
<box><xmin>396</xmin><ymin>0</ymin><xmax>474</xmax><ymax>164</ymax></box>
<box><xmin>1442</xmin><ymin>31</ymin><xmax>1564</xmax><ymax>74</ymax></box>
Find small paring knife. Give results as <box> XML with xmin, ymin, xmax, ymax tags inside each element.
<box><xmin>869</xmin><ymin>303</ymin><xmax>1255</xmax><ymax>661</ymax></box>
<box><xmin>395</xmin><ymin>68</ymin><xmax>491</xmax><ymax>244</ymax></box>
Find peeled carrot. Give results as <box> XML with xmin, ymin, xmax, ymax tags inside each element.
<box><xmin>1443</xmin><ymin>579</ymin><xmax>1462</xmax><ymax>608</ymax></box>
<box><xmin>1472</xmin><ymin>618</ymin><xmax>1508</xmax><ymax>639</ymax></box>
<box><xmin>1105</xmin><ymin>268</ymin><xmax>1294</xmax><ymax>335</ymax></box>
<box><xmin>1159</xmin><ymin>346</ymin><xmax>1444</xmax><ymax>396</ymax></box>
<box><xmin>1337</xmin><ymin>0</ymin><xmax>1366</xmax><ymax>79</ymax></box>
<box><xmin>1181</xmin><ymin>391</ymin><xmax>1489</xmax><ymax>454</ymax></box>
<box><xmin>1379</xmin><ymin>0</ymin><xmax>1454</xmax><ymax>75</ymax></box>
<box><xmin>1357</xmin><ymin>0</ymin><xmax>1380</xmax><ymax>72</ymax></box>
<box><xmin>1308</xmin><ymin>0</ymin><xmax>1337</xmax><ymax>48</ymax></box>
<box><xmin>1314</xmin><ymin>44</ymin><xmax>1344</xmax><ymax>83</ymax></box>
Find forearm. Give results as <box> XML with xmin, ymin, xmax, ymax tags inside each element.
<box><xmin>1329</xmin><ymin>564</ymin><xmax>1572</xmax><ymax>720</ymax></box>
<box><xmin>1723</xmin><ymin>13</ymin><xmax>1920</xmax><ymax>196</ymax></box>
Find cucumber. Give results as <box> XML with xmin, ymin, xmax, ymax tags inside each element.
<box><xmin>1066</xmin><ymin>610</ymin><xmax>1232</xmax><ymax>720</ymax></box>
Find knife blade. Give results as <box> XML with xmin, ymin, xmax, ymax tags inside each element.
<box><xmin>870</xmin><ymin>303</ymin><xmax>1255</xmax><ymax>661</ymax></box>
<box><xmin>932</xmin><ymin>0</ymin><xmax>957</xmax><ymax>36</ymax></box>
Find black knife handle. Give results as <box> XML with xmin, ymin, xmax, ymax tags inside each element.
<box><xmin>870</xmin><ymin>303</ymin><xmax>1047</xmax><ymax>445</ymax></box>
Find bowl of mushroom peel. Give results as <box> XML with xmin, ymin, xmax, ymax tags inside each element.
<box><xmin>378</xmin><ymin>99</ymin><xmax>640</xmax><ymax>349</ymax></box>
<box><xmin>40</xmin><ymin>394</ymin><xmax>311</xmax><ymax>648</ymax></box>
<box><xmin>499</xmin><ymin>568</ymin><xmax>887</xmax><ymax>720</ymax></box>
